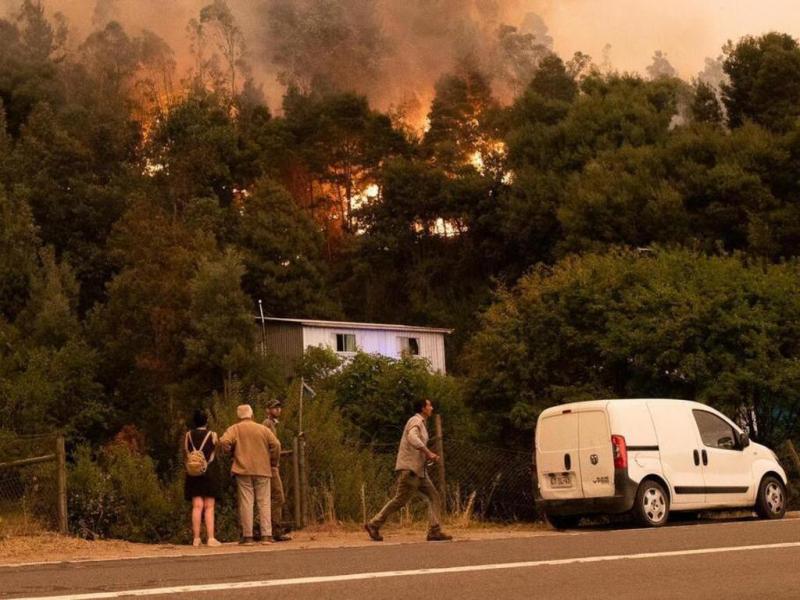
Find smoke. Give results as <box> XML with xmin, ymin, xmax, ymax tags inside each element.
<box><xmin>17</xmin><ymin>0</ymin><xmax>800</xmax><ymax>119</ymax></box>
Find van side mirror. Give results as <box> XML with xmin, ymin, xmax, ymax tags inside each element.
<box><xmin>737</xmin><ymin>432</ymin><xmax>750</xmax><ymax>449</ymax></box>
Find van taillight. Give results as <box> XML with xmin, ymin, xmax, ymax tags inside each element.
<box><xmin>611</xmin><ymin>435</ymin><xmax>627</xmax><ymax>469</ymax></box>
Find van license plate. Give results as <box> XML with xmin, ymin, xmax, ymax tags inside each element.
<box><xmin>550</xmin><ymin>473</ymin><xmax>571</xmax><ymax>488</ymax></box>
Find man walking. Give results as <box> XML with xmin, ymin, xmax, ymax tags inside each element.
<box><xmin>262</xmin><ymin>398</ymin><xmax>291</xmax><ymax>541</ymax></box>
<box><xmin>220</xmin><ymin>404</ymin><xmax>281</xmax><ymax>545</ymax></box>
<box><xmin>364</xmin><ymin>398</ymin><xmax>452</xmax><ymax>542</ymax></box>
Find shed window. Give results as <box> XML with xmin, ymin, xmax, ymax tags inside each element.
<box><xmin>336</xmin><ymin>333</ymin><xmax>356</xmax><ymax>353</ymax></box>
<box><xmin>399</xmin><ymin>336</ymin><xmax>420</xmax><ymax>355</ymax></box>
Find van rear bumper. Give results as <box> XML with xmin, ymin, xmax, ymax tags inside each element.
<box><xmin>536</xmin><ymin>469</ymin><xmax>639</xmax><ymax>516</ymax></box>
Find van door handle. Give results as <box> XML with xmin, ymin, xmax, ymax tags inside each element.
<box><xmin>564</xmin><ymin>454</ymin><xmax>571</xmax><ymax>471</ymax></box>
<box><xmin>693</xmin><ymin>450</ymin><xmax>700</xmax><ymax>466</ymax></box>
<box><xmin>701</xmin><ymin>449</ymin><xmax>708</xmax><ymax>466</ymax></box>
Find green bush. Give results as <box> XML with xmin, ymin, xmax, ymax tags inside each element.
<box><xmin>68</xmin><ymin>444</ymin><xmax>185</xmax><ymax>542</ymax></box>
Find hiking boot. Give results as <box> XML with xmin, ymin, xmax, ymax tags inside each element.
<box><xmin>239</xmin><ymin>537</ymin><xmax>255</xmax><ymax>546</ymax></box>
<box><xmin>206</xmin><ymin>538</ymin><xmax>222</xmax><ymax>547</ymax></box>
<box><xmin>426</xmin><ymin>528</ymin><xmax>453</xmax><ymax>542</ymax></box>
<box><xmin>364</xmin><ymin>523</ymin><xmax>383</xmax><ymax>542</ymax></box>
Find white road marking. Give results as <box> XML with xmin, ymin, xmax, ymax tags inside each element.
<box><xmin>13</xmin><ymin>541</ymin><xmax>800</xmax><ymax>599</ymax></box>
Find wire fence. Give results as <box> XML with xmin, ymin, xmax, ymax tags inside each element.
<box><xmin>443</xmin><ymin>437</ymin><xmax>536</xmax><ymax>521</ymax></box>
<box><xmin>290</xmin><ymin>416</ymin><xmax>536</xmax><ymax>527</ymax></box>
<box><xmin>0</xmin><ymin>433</ymin><xmax>67</xmax><ymax>536</ymax></box>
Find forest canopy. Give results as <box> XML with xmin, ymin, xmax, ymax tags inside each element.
<box><xmin>2</xmin><ymin>0</ymin><xmax>800</xmax><ymax>463</ymax></box>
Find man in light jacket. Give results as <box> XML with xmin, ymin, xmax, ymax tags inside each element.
<box><xmin>364</xmin><ymin>398</ymin><xmax>452</xmax><ymax>542</ymax></box>
<box><xmin>220</xmin><ymin>404</ymin><xmax>281</xmax><ymax>545</ymax></box>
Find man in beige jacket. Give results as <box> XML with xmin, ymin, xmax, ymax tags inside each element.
<box><xmin>364</xmin><ymin>398</ymin><xmax>452</xmax><ymax>542</ymax></box>
<box><xmin>220</xmin><ymin>404</ymin><xmax>281</xmax><ymax>545</ymax></box>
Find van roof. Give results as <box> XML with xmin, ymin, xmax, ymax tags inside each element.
<box><xmin>538</xmin><ymin>398</ymin><xmax>702</xmax><ymax>419</ymax></box>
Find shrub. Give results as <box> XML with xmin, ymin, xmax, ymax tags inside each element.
<box><xmin>68</xmin><ymin>444</ymin><xmax>184</xmax><ymax>542</ymax></box>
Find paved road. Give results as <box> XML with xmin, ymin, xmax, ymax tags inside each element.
<box><xmin>2</xmin><ymin>518</ymin><xmax>800</xmax><ymax>599</ymax></box>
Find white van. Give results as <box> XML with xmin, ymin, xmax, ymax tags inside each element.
<box><xmin>535</xmin><ymin>399</ymin><xmax>787</xmax><ymax>528</ymax></box>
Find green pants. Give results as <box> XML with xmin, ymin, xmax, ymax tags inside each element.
<box><xmin>369</xmin><ymin>470</ymin><xmax>442</xmax><ymax>531</ymax></box>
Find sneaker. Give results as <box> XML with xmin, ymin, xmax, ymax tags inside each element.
<box><xmin>426</xmin><ymin>529</ymin><xmax>453</xmax><ymax>542</ymax></box>
<box><xmin>260</xmin><ymin>536</ymin><xmax>274</xmax><ymax>545</ymax></box>
<box><xmin>239</xmin><ymin>537</ymin><xmax>255</xmax><ymax>546</ymax></box>
<box><xmin>192</xmin><ymin>537</ymin><xmax>202</xmax><ymax>547</ymax></box>
<box><xmin>272</xmin><ymin>532</ymin><xmax>292</xmax><ymax>542</ymax></box>
<box><xmin>364</xmin><ymin>523</ymin><xmax>383</xmax><ymax>542</ymax></box>
<box><xmin>207</xmin><ymin>538</ymin><xmax>222</xmax><ymax>547</ymax></box>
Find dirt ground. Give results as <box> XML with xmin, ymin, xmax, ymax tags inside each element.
<box><xmin>0</xmin><ymin>522</ymin><xmax>550</xmax><ymax>566</ymax></box>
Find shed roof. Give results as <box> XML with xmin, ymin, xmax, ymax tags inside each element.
<box><xmin>258</xmin><ymin>316</ymin><xmax>452</xmax><ymax>335</ymax></box>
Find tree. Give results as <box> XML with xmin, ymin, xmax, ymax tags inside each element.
<box><xmin>279</xmin><ymin>89</ymin><xmax>408</xmax><ymax>238</ymax></box>
<box><xmin>182</xmin><ymin>249</ymin><xmax>258</xmax><ymax>392</ymax></box>
<box><xmin>423</xmin><ymin>64</ymin><xmax>499</xmax><ymax>170</ymax></box>
<box><xmin>691</xmin><ymin>80</ymin><xmax>724</xmax><ymax>125</ymax></box>
<box><xmin>0</xmin><ymin>1</ymin><xmax>66</xmax><ymax>134</ymax></box>
<box><xmin>265</xmin><ymin>0</ymin><xmax>388</xmax><ymax>94</ymax></box>
<box><xmin>722</xmin><ymin>32</ymin><xmax>800</xmax><ymax>131</ymax></box>
<box><xmin>145</xmin><ymin>89</ymin><xmax>246</xmax><ymax>209</ymax></box>
<box><xmin>465</xmin><ymin>249</ymin><xmax>800</xmax><ymax>446</ymax></box>
<box><xmin>232</xmin><ymin>177</ymin><xmax>339</xmax><ymax>318</ymax></box>
<box><xmin>0</xmin><ymin>189</ymin><xmax>40</xmax><ymax>320</ymax></box>
<box><xmin>198</xmin><ymin>0</ymin><xmax>248</xmax><ymax>99</ymax></box>
<box><xmin>646</xmin><ymin>50</ymin><xmax>677</xmax><ymax>80</ymax></box>
<box><xmin>557</xmin><ymin>146</ymin><xmax>689</xmax><ymax>255</ymax></box>
<box><xmin>88</xmin><ymin>197</ymin><xmax>216</xmax><ymax>455</ymax></box>
<box><xmin>0</xmin><ymin>248</ymin><xmax>106</xmax><ymax>440</ymax></box>
<box><xmin>494</xmin><ymin>24</ymin><xmax>550</xmax><ymax>95</ymax></box>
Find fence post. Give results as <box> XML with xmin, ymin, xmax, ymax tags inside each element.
<box><xmin>56</xmin><ymin>434</ymin><xmax>67</xmax><ymax>535</ymax></box>
<box><xmin>434</xmin><ymin>415</ymin><xmax>447</xmax><ymax>513</ymax></box>
<box><xmin>300</xmin><ymin>437</ymin><xmax>310</xmax><ymax>525</ymax></box>
<box><xmin>292</xmin><ymin>436</ymin><xmax>303</xmax><ymax>529</ymax></box>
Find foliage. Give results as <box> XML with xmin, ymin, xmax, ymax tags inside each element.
<box><xmin>324</xmin><ymin>352</ymin><xmax>471</xmax><ymax>446</ymax></box>
<box><xmin>5</xmin><ymin>2</ymin><xmax>800</xmax><ymax>536</ymax></box>
<box><xmin>465</xmin><ymin>249</ymin><xmax>800</xmax><ymax>447</ymax></box>
<box><xmin>68</xmin><ymin>444</ymin><xmax>184</xmax><ymax>542</ymax></box>
<box><xmin>722</xmin><ymin>32</ymin><xmax>800</xmax><ymax>131</ymax></box>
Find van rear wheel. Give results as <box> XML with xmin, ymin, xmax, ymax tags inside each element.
<box><xmin>633</xmin><ymin>480</ymin><xmax>669</xmax><ymax>527</ymax></box>
<box><xmin>755</xmin><ymin>475</ymin><xmax>786</xmax><ymax>519</ymax></box>
<box><xmin>545</xmin><ymin>514</ymin><xmax>580</xmax><ymax>530</ymax></box>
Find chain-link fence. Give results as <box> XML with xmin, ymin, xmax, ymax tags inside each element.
<box><xmin>288</xmin><ymin>416</ymin><xmax>536</xmax><ymax>527</ymax></box>
<box><xmin>0</xmin><ymin>433</ymin><xmax>67</xmax><ymax>536</ymax></box>
<box><xmin>443</xmin><ymin>436</ymin><xmax>536</xmax><ymax>521</ymax></box>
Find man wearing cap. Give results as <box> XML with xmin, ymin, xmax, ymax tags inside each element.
<box><xmin>262</xmin><ymin>398</ymin><xmax>290</xmax><ymax>541</ymax></box>
<box><xmin>220</xmin><ymin>404</ymin><xmax>281</xmax><ymax>545</ymax></box>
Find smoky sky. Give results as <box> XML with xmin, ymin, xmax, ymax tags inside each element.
<box><xmin>21</xmin><ymin>0</ymin><xmax>800</xmax><ymax>116</ymax></box>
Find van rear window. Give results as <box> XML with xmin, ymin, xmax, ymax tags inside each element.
<box><xmin>538</xmin><ymin>414</ymin><xmax>579</xmax><ymax>451</ymax></box>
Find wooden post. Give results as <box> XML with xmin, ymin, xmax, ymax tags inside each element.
<box><xmin>56</xmin><ymin>435</ymin><xmax>67</xmax><ymax>535</ymax></box>
<box><xmin>292</xmin><ymin>436</ymin><xmax>302</xmax><ymax>529</ymax></box>
<box><xmin>300</xmin><ymin>438</ymin><xmax>310</xmax><ymax>525</ymax></box>
<box><xmin>434</xmin><ymin>414</ymin><xmax>447</xmax><ymax>514</ymax></box>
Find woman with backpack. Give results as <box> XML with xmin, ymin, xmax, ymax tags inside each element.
<box><xmin>184</xmin><ymin>409</ymin><xmax>222</xmax><ymax>547</ymax></box>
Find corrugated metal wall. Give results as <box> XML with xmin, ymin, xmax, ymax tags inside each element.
<box><xmin>262</xmin><ymin>322</ymin><xmax>304</xmax><ymax>374</ymax></box>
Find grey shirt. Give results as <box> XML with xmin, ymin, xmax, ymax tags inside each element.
<box><xmin>394</xmin><ymin>414</ymin><xmax>429</xmax><ymax>477</ymax></box>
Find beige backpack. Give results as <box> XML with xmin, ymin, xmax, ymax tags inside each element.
<box><xmin>185</xmin><ymin>430</ymin><xmax>213</xmax><ymax>477</ymax></box>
